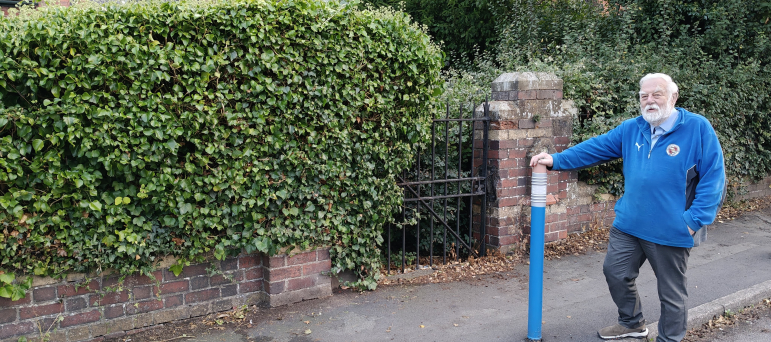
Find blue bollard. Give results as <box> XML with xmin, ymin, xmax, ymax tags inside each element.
<box><xmin>527</xmin><ymin>165</ymin><xmax>548</xmax><ymax>341</ymax></box>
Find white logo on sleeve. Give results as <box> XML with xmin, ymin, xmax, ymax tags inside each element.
<box><xmin>666</xmin><ymin>144</ymin><xmax>680</xmax><ymax>156</ymax></box>
<box><xmin>636</xmin><ymin>142</ymin><xmax>644</xmax><ymax>151</ymax></box>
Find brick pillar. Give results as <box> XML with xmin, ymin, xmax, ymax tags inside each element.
<box><xmin>475</xmin><ymin>72</ymin><xmax>580</xmax><ymax>252</ymax></box>
<box><xmin>262</xmin><ymin>247</ymin><xmax>332</xmax><ymax>307</ymax></box>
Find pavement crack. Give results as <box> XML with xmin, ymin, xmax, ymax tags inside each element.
<box><xmin>753</xmin><ymin>214</ymin><xmax>771</xmax><ymax>225</ymax></box>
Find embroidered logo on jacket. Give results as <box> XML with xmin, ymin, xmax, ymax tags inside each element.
<box><xmin>666</xmin><ymin>144</ymin><xmax>680</xmax><ymax>156</ymax></box>
<box><xmin>636</xmin><ymin>142</ymin><xmax>644</xmax><ymax>151</ymax></box>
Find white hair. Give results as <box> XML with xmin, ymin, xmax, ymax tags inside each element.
<box><xmin>639</xmin><ymin>73</ymin><xmax>679</xmax><ymax>97</ymax></box>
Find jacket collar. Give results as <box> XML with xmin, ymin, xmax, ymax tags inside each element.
<box><xmin>636</xmin><ymin>107</ymin><xmax>687</xmax><ymax>143</ymax></box>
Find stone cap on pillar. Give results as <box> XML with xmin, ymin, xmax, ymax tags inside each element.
<box><xmin>492</xmin><ymin>72</ymin><xmax>563</xmax><ymax>92</ymax></box>
<box><xmin>480</xmin><ymin>72</ymin><xmax>569</xmax><ymax>121</ymax></box>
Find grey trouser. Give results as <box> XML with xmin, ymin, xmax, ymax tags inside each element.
<box><xmin>603</xmin><ymin>227</ymin><xmax>691</xmax><ymax>342</ymax></box>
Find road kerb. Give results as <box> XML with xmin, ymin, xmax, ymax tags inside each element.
<box><xmin>644</xmin><ymin>279</ymin><xmax>771</xmax><ymax>341</ymax></box>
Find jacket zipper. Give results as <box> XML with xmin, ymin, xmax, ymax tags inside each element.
<box><xmin>649</xmin><ymin>131</ymin><xmax>667</xmax><ymax>159</ymax></box>
<box><xmin>649</xmin><ymin>139</ymin><xmax>653</xmax><ymax>159</ymax></box>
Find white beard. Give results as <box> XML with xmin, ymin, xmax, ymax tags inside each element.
<box><xmin>641</xmin><ymin>104</ymin><xmax>672</xmax><ymax>126</ymax></box>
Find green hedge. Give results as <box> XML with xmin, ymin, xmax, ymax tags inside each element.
<box><xmin>0</xmin><ymin>0</ymin><xmax>442</xmax><ymax>290</ymax></box>
<box><xmin>443</xmin><ymin>0</ymin><xmax>771</xmax><ymax>198</ymax></box>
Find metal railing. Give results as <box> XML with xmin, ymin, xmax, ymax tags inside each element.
<box><xmin>385</xmin><ymin>100</ymin><xmax>490</xmax><ymax>274</ymax></box>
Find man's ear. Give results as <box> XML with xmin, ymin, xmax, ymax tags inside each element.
<box><xmin>671</xmin><ymin>92</ymin><xmax>679</xmax><ymax>106</ymax></box>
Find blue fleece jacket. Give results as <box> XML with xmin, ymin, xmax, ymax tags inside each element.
<box><xmin>551</xmin><ymin>108</ymin><xmax>726</xmax><ymax>248</ymax></box>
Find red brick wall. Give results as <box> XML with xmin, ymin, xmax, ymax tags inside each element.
<box><xmin>734</xmin><ymin>176</ymin><xmax>771</xmax><ymax>201</ymax></box>
<box><xmin>0</xmin><ymin>248</ymin><xmax>331</xmax><ymax>342</ymax></box>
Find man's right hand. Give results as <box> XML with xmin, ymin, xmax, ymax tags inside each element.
<box><xmin>529</xmin><ymin>152</ymin><xmax>554</xmax><ymax>168</ymax></box>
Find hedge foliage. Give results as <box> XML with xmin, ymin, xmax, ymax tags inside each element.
<box><xmin>442</xmin><ymin>0</ymin><xmax>771</xmax><ymax>197</ymax></box>
<box><xmin>0</xmin><ymin>0</ymin><xmax>442</xmax><ymax>290</ymax></box>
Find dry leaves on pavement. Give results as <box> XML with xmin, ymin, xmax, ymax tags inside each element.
<box><xmin>379</xmin><ymin>249</ymin><xmax>523</xmax><ymax>286</ymax></box>
<box><xmin>716</xmin><ymin>196</ymin><xmax>771</xmax><ymax>222</ymax></box>
<box><xmin>683</xmin><ymin>298</ymin><xmax>771</xmax><ymax>342</ymax></box>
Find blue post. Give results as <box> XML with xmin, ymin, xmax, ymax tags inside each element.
<box><xmin>527</xmin><ymin>164</ymin><xmax>548</xmax><ymax>341</ymax></box>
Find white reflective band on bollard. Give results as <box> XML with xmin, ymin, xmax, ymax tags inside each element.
<box><xmin>531</xmin><ymin>173</ymin><xmax>548</xmax><ymax>208</ymax></box>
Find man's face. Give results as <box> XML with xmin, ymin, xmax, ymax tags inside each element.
<box><xmin>639</xmin><ymin>78</ymin><xmax>673</xmax><ymax>125</ymax></box>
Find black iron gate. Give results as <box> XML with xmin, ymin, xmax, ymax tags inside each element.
<box><xmin>385</xmin><ymin>100</ymin><xmax>490</xmax><ymax>274</ymax></box>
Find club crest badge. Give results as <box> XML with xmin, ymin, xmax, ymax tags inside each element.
<box><xmin>666</xmin><ymin>144</ymin><xmax>680</xmax><ymax>157</ymax></box>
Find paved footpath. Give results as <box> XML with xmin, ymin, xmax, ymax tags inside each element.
<box><xmin>178</xmin><ymin>205</ymin><xmax>771</xmax><ymax>342</ymax></box>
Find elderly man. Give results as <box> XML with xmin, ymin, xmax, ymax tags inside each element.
<box><xmin>530</xmin><ymin>73</ymin><xmax>725</xmax><ymax>342</ymax></box>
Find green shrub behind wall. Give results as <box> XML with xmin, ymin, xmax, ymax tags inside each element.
<box><xmin>0</xmin><ymin>0</ymin><xmax>442</xmax><ymax>289</ymax></box>
<box><xmin>361</xmin><ymin>0</ymin><xmax>499</xmax><ymax>65</ymax></box>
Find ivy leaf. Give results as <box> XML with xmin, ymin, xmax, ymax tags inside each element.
<box><xmin>34</xmin><ymin>266</ymin><xmax>48</xmax><ymax>276</ymax></box>
<box><xmin>166</xmin><ymin>140</ymin><xmax>179</xmax><ymax>150</ymax></box>
<box><xmin>214</xmin><ymin>246</ymin><xmax>226</xmax><ymax>260</ymax></box>
<box><xmin>132</xmin><ymin>217</ymin><xmax>145</xmax><ymax>226</ymax></box>
<box><xmin>169</xmin><ymin>264</ymin><xmax>183</xmax><ymax>277</ymax></box>
<box><xmin>89</xmin><ymin>201</ymin><xmax>102</xmax><ymax>212</ymax></box>
<box><xmin>254</xmin><ymin>237</ymin><xmax>270</xmax><ymax>253</ymax></box>
<box><xmin>115</xmin><ymin>197</ymin><xmax>123</xmax><ymax>205</ymax></box>
<box><xmin>0</xmin><ymin>273</ymin><xmax>14</xmax><ymax>284</ymax></box>
<box><xmin>179</xmin><ymin>203</ymin><xmax>192</xmax><ymax>214</ymax></box>
<box><xmin>102</xmin><ymin>235</ymin><xmax>116</xmax><ymax>247</ymax></box>
<box><xmin>32</xmin><ymin>139</ymin><xmax>45</xmax><ymax>152</ymax></box>
<box><xmin>0</xmin><ymin>284</ymin><xmax>11</xmax><ymax>298</ymax></box>
<box><xmin>11</xmin><ymin>286</ymin><xmax>27</xmax><ymax>301</ymax></box>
